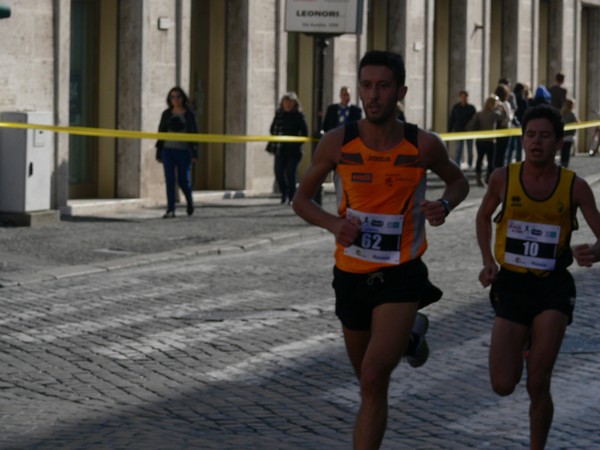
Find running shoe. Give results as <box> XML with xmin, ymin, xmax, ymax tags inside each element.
<box><xmin>406</xmin><ymin>312</ymin><xmax>430</xmax><ymax>368</ymax></box>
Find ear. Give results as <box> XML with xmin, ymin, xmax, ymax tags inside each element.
<box><xmin>398</xmin><ymin>86</ymin><xmax>408</xmax><ymax>102</ymax></box>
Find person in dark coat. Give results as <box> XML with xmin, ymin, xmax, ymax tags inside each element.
<box><xmin>448</xmin><ymin>90</ymin><xmax>476</xmax><ymax>168</ymax></box>
<box><xmin>321</xmin><ymin>86</ymin><xmax>362</xmax><ymax>133</ymax></box>
<box><xmin>155</xmin><ymin>86</ymin><xmax>198</xmax><ymax>218</ymax></box>
<box><xmin>268</xmin><ymin>92</ymin><xmax>309</xmax><ymax>204</ymax></box>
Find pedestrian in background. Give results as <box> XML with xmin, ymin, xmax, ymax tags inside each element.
<box><xmin>476</xmin><ymin>104</ymin><xmax>600</xmax><ymax>450</ymax></box>
<box><xmin>321</xmin><ymin>86</ymin><xmax>362</xmax><ymax>133</ymax></box>
<box><xmin>549</xmin><ymin>72</ymin><xmax>567</xmax><ymax>110</ymax></box>
<box><xmin>268</xmin><ymin>92</ymin><xmax>308</xmax><ymax>204</ymax></box>
<box><xmin>467</xmin><ymin>95</ymin><xmax>502</xmax><ymax>186</ymax></box>
<box><xmin>317</xmin><ymin>86</ymin><xmax>362</xmax><ymax>205</ymax></box>
<box><xmin>493</xmin><ymin>84</ymin><xmax>513</xmax><ymax>172</ymax></box>
<box><xmin>448</xmin><ymin>90</ymin><xmax>476</xmax><ymax>168</ymax></box>
<box><xmin>293</xmin><ymin>50</ymin><xmax>469</xmax><ymax>449</ymax></box>
<box><xmin>560</xmin><ymin>98</ymin><xmax>578</xmax><ymax>167</ymax></box>
<box><xmin>155</xmin><ymin>86</ymin><xmax>198</xmax><ymax>218</ymax></box>
<box><xmin>499</xmin><ymin>78</ymin><xmax>517</xmax><ymax>113</ymax></box>
<box><xmin>505</xmin><ymin>83</ymin><xmax>528</xmax><ymax>163</ymax></box>
<box><xmin>529</xmin><ymin>85</ymin><xmax>552</xmax><ymax>107</ymax></box>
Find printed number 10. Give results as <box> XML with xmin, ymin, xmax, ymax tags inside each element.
<box><xmin>522</xmin><ymin>241</ymin><xmax>539</xmax><ymax>257</ymax></box>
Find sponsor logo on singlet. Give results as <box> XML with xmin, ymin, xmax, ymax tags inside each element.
<box><xmin>368</xmin><ymin>155</ymin><xmax>391</xmax><ymax>162</ymax></box>
<box><xmin>351</xmin><ymin>172</ymin><xmax>373</xmax><ymax>183</ymax></box>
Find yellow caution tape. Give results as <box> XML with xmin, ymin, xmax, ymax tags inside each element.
<box><xmin>1</xmin><ymin>120</ymin><xmax>598</xmax><ymax>144</ymax></box>
<box><xmin>0</xmin><ymin>122</ymin><xmax>314</xmax><ymax>144</ymax></box>
<box><xmin>438</xmin><ymin>121</ymin><xmax>600</xmax><ymax>142</ymax></box>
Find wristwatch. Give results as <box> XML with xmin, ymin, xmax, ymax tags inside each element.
<box><xmin>439</xmin><ymin>199</ymin><xmax>451</xmax><ymax>217</ymax></box>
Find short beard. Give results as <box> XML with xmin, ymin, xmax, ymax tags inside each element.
<box><xmin>366</xmin><ymin>114</ymin><xmax>388</xmax><ymax>125</ymax></box>
<box><xmin>365</xmin><ymin>104</ymin><xmax>397</xmax><ymax>125</ymax></box>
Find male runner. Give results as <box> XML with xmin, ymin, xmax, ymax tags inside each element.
<box><xmin>476</xmin><ymin>104</ymin><xmax>600</xmax><ymax>450</ymax></box>
<box><xmin>293</xmin><ymin>50</ymin><xmax>469</xmax><ymax>449</ymax></box>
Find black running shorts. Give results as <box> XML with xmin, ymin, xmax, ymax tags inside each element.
<box><xmin>332</xmin><ymin>258</ymin><xmax>443</xmax><ymax>331</ymax></box>
<box><xmin>489</xmin><ymin>268</ymin><xmax>576</xmax><ymax>326</ymax></box>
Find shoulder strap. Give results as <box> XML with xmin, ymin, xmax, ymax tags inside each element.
<box><xmin>493</xmin><ymin>163</ymin><xmax>517</xmax><ymax>223</ymax></box>
<box><xmin>403</xmin><ymin>122</ymin><xmax>419</xmax><ymax>148</ymax></box>
<box><xmin>343</xmin><ymin>121</ymin><xmax>360</xmax><ymax>145</ymax></box>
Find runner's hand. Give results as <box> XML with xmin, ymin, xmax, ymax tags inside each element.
<box><xmin>573</xmin><ymin>244</ymin><xmax>596</xmax><ymax>267</ymax></box>
<box><xmin>479</xmin><ymin>262</ymin><xmax>498</xmax><ymax>287</ymax></box>
<box><xmin>334</xmin><ymin>216</ymin><xmax>361</xmax><ymax>247</ymax></box>
<box><xmin>420</xmin><ymin>200</ymin><xmax>446</xmax><ymax>226</ymax></box>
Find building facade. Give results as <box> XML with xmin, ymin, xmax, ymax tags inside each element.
<box><xmin>1</xmin><ymin>0</ymin><xmax>599</xmax><ymax>211</ymax></box>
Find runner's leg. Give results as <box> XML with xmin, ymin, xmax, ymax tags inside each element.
<box><xmin>489</xmin><ymin>317</ymin><xmax>529</xmax><ymax>396</ymax></box>
<box><xmin>352</xmin><ymin>302</ymin><xmax>418</xmax><ymax>449</ymax></box>
<box><xmin>526</xmin><ymin>310</ymin><xmax>568</xmax><ymax>450</ymax></box>
<box><xmin>342</xmin><ymin>327</ymin><xmax>370</xmax><ymax>379</ymax></box>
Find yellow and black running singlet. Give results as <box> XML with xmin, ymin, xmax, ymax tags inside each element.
<box><xmin>334</xmin><ymin>122</ymin><xmax>428</xmax><ymax>273</ymax></box>
<box><xmin>494</xmin><ymin>162</ymin><xmax>578</xmax><ymax>276</ymax></box>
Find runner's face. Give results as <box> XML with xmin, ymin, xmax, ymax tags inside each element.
<box><xmin>522</xmin><ymin>118</ymin><xmax>562</xmax><ymax>166</ymax></box>
<box><xmin>359</xmin><ymin>65</ymin><xmax>406</xmax><ymax>124</ymax></box>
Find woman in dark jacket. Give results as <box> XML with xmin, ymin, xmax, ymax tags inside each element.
<box><xmin>155</xmin><ymin>87</ymin><xmax>198</xmax><ymax>218</ymax></box>
<box><xmin>268</xmin><ymin>92</ymin><xmax>309</xmax><ymax>204</ymax></box>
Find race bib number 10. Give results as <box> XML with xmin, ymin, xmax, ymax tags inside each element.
<box><xmin>344</xmin><ymin>208</ymin><xmax>403</xmax><ymax>264</ymax></box>
<box><xmin>504</xmin><ymin>219</ymin><xmax>560</xmax><ymax>270</ymax></box>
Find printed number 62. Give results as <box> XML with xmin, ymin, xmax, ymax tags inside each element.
<box><xmin>361</xmin><ymin>233</ymin><xmax>382</xmax><ymax>250</ymax></box>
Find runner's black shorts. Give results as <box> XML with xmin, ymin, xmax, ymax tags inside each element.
<box><xmin>489</xmin><ymin>268</ymin><xmax>576</xmax><ymax>326</ymax></box>
<box><xmin>332</xmin><ymin>258</ymin><xmax>443</xmax><ymax>331</ymax></box>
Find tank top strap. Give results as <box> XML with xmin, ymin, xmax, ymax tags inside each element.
<box><xmin>343</xmin><ymin>121</ymin><xmax>360</xmax><ymax>145</ymax></box>
<box><xmin>403</xmin><ymin>122</ymin><xmax>419</xmax><ymax>149</ymax></box>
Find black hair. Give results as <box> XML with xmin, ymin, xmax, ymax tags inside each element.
<box><xmin>521</xmin><ymin>104</ymin><xmax>564</xmax><ymax>140</ymax></box>
<box><xmin>166</xmin><ymin>86</ymin><xmax>190</xmax><ymax>109</ymax></box>
<box><xmin>494</xmin><ymin>84</ymin><xmax>509</xmax><ymax>101</ymax></box>
<box><xmin>358</xmin><ymin>50</ymin><xmax>406</xmax><ymax>87</ymax></box>
<box><xmin>513</xmin><ymin>82</ymin><xmax>525</xmax><ymax>96</ymax></box>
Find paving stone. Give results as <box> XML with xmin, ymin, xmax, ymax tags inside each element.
<box><xmin>0</xmin><ymin>157</ymin><xmax>599</xmax><ymax>448</ymax></box>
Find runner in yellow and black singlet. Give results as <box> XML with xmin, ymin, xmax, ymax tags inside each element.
<box><xmin>477</xmin><ymin>104</ymin><xmax>600</xmax><ymax>450</ymax></box>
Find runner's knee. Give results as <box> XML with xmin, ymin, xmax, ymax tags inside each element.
<box><xmin>359</xmin><ymin>362</ymin><xmax>392</xmax><ymax>399</ymax></box>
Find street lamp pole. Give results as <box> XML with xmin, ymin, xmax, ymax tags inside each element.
<box><xmin>309</xmin><ymin>34</ymin><xmax>333</xmax><ymax>205</ymax></box>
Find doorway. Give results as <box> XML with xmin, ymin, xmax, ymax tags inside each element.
<box><xmin>69</xmin><ymin>0</ymin><xmax>117</xmax><ymax>198</ymax></box>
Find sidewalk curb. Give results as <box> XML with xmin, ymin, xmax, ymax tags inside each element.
<box><xmin>1</xmin><ymin>171</ymin><xmax>596</xmax><ymax>289</ymax></box>
<box><xmin>0</xmin><ymin>228</ymin><xmax>329</xmax><ymax>288</ymax></box>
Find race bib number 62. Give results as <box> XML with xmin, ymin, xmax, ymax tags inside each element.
<box><xmin>344</xmin><ymin>208</ymin><xmax>403</xmax><ymax>264</ymax></box>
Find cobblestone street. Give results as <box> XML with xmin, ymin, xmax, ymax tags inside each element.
<box><xmin>1</xmin><ymin>157</ymin><xmax>599</xmax><ymax>449</ymax></box>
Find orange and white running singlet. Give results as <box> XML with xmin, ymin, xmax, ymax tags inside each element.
<box><xmin>334</xmin><ymin>122</ymin><xmax>428</xmax><ymax>273</ymax></box>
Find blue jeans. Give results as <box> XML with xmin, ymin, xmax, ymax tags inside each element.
<box><xmin>475</xmin><ymin>140</ymin><xmax>495</xmax><ymax>182</ymax></box>
<box><xmin>161</xmin><ymin>148</ymin><xmax>193</xmax><ymax>212</ymax></box>
<box><xmin>274</xmin><ymin>150</ymin><xmax>302</xmax><ymax>202</ymax></box>
<box><xmin>505</xmin><ymin>136</ymin><xmax>522</xmax><ymax>163</ymax></box>
<box><xmin>455</xmin><ymin>140</ymin><xmax>474</xmax><ymax>167</ymax></box>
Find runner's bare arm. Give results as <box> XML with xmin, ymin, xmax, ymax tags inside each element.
<box><xmin>476</xmin><ymin>168</ymin><xmax>505</xmax><ymax>287</ymax></box>
<box><xmin>571</xmin><ymin>177</ymin><xmax>600</xmax><ymax>266</ymax></box>
<box><xmin>292</xmin><ymin>128</ymin><xmax>361</xmax><ymax>247</ymax></box>
<box><xmin>418</xmin><ymin>131</ymin><xmax>470</xmax><ymax>226</ymax></box>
